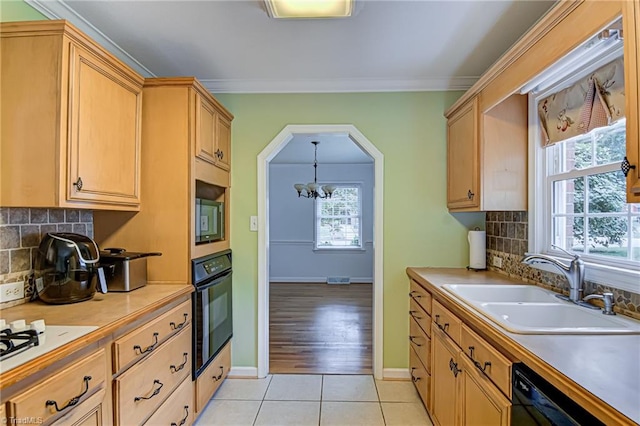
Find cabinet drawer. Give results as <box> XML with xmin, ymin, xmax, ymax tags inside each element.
<box><xmin>409</xmin><ymin>346</ymin><xmax>430</xmax><ymax>411</ymax></box>
<box><xmin>50</xmin><ymin>387</ymin><xmax>107</xmax><ymax>426</ymax></box>
<box><xmin>114</xmin><ymin>300</ymin><xmax>191</xmax><ymax>373</ymax></box>
<box><xmin>196</xmin><ymin>340</ymin><xmax>231</xmax><ymax>413</ymax></box>
<box><xmin>432</xmin><ymin>300</ymin><xmax>462</xmax><ymax>346</ymax></box>
<box><xmin>144</xmin><ymin>377</ymin><xmax>194</xmax><ymax>426</ymax></box>
<box><xmin>409</xmin><ymin>317</ymin><xmax>431</xmax><ymax>373</ymax></box>
<box><xmin>114</xmin><ymin>325</ymin><xmax>192</xmax><ymax>426</ymax></box>
<box><xmin>7</xmin><ymin>348</ymin><xmax>106</xmax><ymax>424</ymax></box>
<box><xmin>409</xmin><ymin>297</ymin><xmax>431</xmax><ymax>337</ymax></box>
<box><xmin>410</xmin><ymin>280</ymin><xmax>432</xmax><ymax>315</ymax></box>
<box><xmin>461</xmin><ymin>324</ymin><xmax>513</xmax><ymax>398</ymax></box>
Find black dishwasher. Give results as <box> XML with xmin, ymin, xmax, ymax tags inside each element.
<box><xmin>511</xmin><ymin>363</ymin><xmax>605</xmax><ymax>425</ymax></box>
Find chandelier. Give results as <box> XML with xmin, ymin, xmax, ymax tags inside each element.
<box><xmin>293</xmin><ymin>141</ymin><xmax>336</xmax><ymax>199</ymax></box>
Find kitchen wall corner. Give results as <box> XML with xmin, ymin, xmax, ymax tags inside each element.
<box><xmin>485</xmin><ymin>211</ymin><xmax>640</xmax><ymax>320</ymax></box>
<box><xmin>0</xmin><ymin>207</ymin><xmax>94</xmax><ymax>309</ymax></box>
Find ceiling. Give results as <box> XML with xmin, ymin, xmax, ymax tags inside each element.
<box><xmin>271</xmin><ymin>134</ymin><xmax>372</xmax><ymax>164</ymax></box>
<box><xmin>32</xmin><ymin>0</ymin><xmax>555</xmax><ymax>93</ymax></box>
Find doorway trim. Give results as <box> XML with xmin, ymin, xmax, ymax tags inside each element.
<box><xmin>257</xmin><ymin>124</ymin><xmax>383</xmax><ymax>379</ymax></box>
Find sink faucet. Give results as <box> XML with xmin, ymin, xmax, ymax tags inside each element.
<box><xmin>521</xmin><ymin>245</ymin><xmax>585</xmax><ymax>303</ymax></box>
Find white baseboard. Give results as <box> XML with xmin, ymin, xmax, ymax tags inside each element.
<box><xmin>382</xmin><ymin>368</ymin><xmax>411</xmax><ymax>380</ymax></box>
<box><xmin>270</xmin><ymin>277</ymin><xmax>373</xmax><ymax>283</ymax></box>
<box><xmin>228</xmin><ymin>367</ymin><xmax>259</xmax><ymax>378</ymax></box>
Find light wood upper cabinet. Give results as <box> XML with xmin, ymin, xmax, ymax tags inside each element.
<box><xmin>446</xmin><ymin>94</ymin><xmax>527</xmax><ymax>212</ymax></box>
<box><xmin>195</xmin><ymin>89</ymin><xmax>232</xmax><ymax>172</ymax></box>
<box><xmin>623</xmin><ymin>0</ymin><xmax>640</xmax><ymax>203</ymax></box>
<box><xmin>0</xmin><ymin>20</ymin><xmax>143</xmax><ymax>210</ymax></box>
<box><xmin>447</xmin><ymin>97</ymin><xmax>479</xmax><ymax>210</ymax></box>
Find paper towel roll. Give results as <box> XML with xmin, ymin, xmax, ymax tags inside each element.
<box><xmin>468</xmin><ymin>230</ymin><xmax>486</xmax><ymax>270</ymax></box>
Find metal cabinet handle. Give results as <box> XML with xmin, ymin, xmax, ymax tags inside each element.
<box><xmin>46</xmin><ymin>376</ymin><xmax>91</xmax><ymax>412</ymax></box>
<box><xmin>409</xmin><ymin>291</ymin><xmax>422</xmax><ymax>299</ymax></box>
<box><xmin>468</xmin><ymin>346</ymin><xmax>491</xmax><ymax>373</ymax></box>
<box><xmin>409</xmin><ymin>310</ymin><xmax>423</xmax><ymax>320</ymax></box>
<box><xmin>170</xmin><ymin>352</ymin><xmax>189</xmax><ymax>373</ymax></box>
<box><xmin>171</xmin><ymin>406</ymin><xmax>189</xmax><ymax>426</ymax></box>
<box><xmin>134</xmin><ymin>379</ymin><xmax>163</xmax><ymax>402</ymax></box>
<box><xmin>467</xmin><ymin>189</ymin><xmax>475</xmax><ymax>200</ymax></box>
<box><xmin>170</xmin><ymin>313</ymin><xmax>188</xmax><ymax>330</ymax></box>
<box><xmin>72</xmin><ymin>177</ymin><xmax>83</xmax><ymax>191</ymax></box>
<box><xmin>410</xmin><ymin>367</ymin><xmax>420</xmax><ymax>383</ymax></box>
<box><xmin>434</xmin><ymin>315</ymin><xmax>449</xmax><ymax>332</ymax></box>
<box><xmin>409</xmin><ymin>336</ymin><xmax>423</xmax><ymax>347</ymax></box>
<box><xmin>213</xmin><ymin>366</ymin><xmax>224</xmax><ymax>381</ymax></box>
<box><xmin>219</xmin><ymin>150</ymin><xmax>224</xmax><ymax>160</ymax></box>
<box><xmin>133</xmin><ymin>332</ymin><xmax>159</xmax><ymax>355</ymax></box>
<box><xmin>621</xmin><ymin>156</ymin><xmax>636</xmax><ymax>177</ymax></box>
<box><xmin>449</xmin><ymin>358</ymin><xmax>461</xmax><ymax>377</ymax></box>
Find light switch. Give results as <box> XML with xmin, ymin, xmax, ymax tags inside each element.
<box><xmin>250</xmin><ymin>216</ymin><xmax>258</xmax><ymax>231</ymax></box>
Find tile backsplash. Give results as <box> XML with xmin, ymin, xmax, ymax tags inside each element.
<box><xmin>0</xmin><ymin>208</ymin><xmax>93</xmax><ymax>309</ymax></box>
<box><xmin>486</xmin><ymin>211</ymin><xmax>640</xmax><ymax>319</ymax></box>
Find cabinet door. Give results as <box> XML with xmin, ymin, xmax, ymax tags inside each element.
<box><xmin>195</xmin><ymin>92</ymin><xmax>218</xmax><ymax>165</ymax></box>
<box><xmin>215</xmin><ymin>114</ymin><xmax>232</xmax><ymax>171</ymax></box>
<box><xmin>623</xmin><ymin>0</ymin><xmax>640</xmax><ymax>202</ymax></box>
<box><xmin>459</xmin><ymin>355</ymin><xmax>511</xmax><ymax>426</ymax></box>
<box><xmin>447</xmin><ymin>97</ymin><xmax>479</xmax><ymax>210</ymax></box>
<box><xmin>67</xmin><ymin>43</ymin><xmax>141</xmax><ymax>207</ymax></box>
<box><xmin>431</xmin><ymin>327</ymin><xmax>461</xmax><ymax>426</ymax></box>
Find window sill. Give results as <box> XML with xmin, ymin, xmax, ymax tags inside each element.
<box><xmin>313</xmin><ymin>247</ymin><xmax>367</xmax><ymax>253</ymax></box>
<box><xmin>525</xmin><ymin>254</ymin><xmax>640</xmax><ymax>293</ymax></box>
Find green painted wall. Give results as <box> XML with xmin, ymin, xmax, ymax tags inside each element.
<box><xmin>0</xmin><ymin>0</ymin><xmax>46</xmax><ymax>21</ymax></box>
<box><xmin>214</xmin><ymin>92</ymin><xmax>484</xmax><ymax>370</ymax></box>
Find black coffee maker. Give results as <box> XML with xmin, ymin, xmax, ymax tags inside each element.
<box><xmin>34</xmin><ymin>233</ymin><xmax>103</xmax><ymax>304</ymax></box>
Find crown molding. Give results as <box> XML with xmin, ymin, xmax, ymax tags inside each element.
<box><xmin>201</xmin><ymin>77</ymin><xmax>478</xmax><ymax>94</ymax></box>
<box><xmin>25</xmin><ymin>0</ymin><xmax>156</xmax><ymax>78</ymax></box>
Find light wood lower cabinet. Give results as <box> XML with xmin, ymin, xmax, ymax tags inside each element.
<box><xmin>114</xmin><ymin>324</ymin><xmax>191</xmax><ymax>425</ymax></box>
<box><xmin>144</xmin><ymin>376</ymin><xmax>194</xmax><ymax>426</ymax></box>
<box><xmin>51</xmin><ymin>388</ymin><xmax>108</xmax><ymax>426</ymax></box>
<box><xmin>459</xmin><ymin>355</ymin><xmax>511</xmax><ymax>426</ymax></box>
<box><xmin>431</xmin><ymin>326</ymin><xmax>461</xmax><ymax>426</ymax></box>
<box><xmin>196</xmin><ymin>340</ymin><xmax>231</xmax><ymax>414</ymax></box>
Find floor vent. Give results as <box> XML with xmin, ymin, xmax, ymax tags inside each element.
<box><xmin>326</xmin><ymin>277</ymin><xmax>351</xmax><ymax>285</ymax></box>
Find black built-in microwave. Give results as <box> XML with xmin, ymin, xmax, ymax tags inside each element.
<box><xmin>195</xmin><ymin>198</ymin><xmax>224</xmax><ymax>244</ymax></box>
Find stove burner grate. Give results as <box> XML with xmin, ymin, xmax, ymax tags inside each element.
<box><xmin>0</xmin><ymin>328</ymin><xmax>39</xmax><ymax>360</ymax></box>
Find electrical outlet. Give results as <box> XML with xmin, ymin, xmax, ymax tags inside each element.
<box><xmin>0</xmin><ymin>281</ymin><xmax>25</xmax><ymax>303</ymax></box>
<box><xmin>492</xmin><ymin>256</ymin><xmax>503</xmax><ymax>268</ymax></box>
<box><xmin>250</xmin><ymin>216</ymin><xmax>258</xmax><ymax>232</ymax></box>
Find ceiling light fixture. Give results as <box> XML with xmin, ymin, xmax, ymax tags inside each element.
<box><xmin>293</xmin><ymin>141</ymin><xmax>336</xmax><ymax>199</ymax></box>
<box><xmin>264</xmin><ymin>0</ymin><xmax>353</xmax><ymax>19</ymax></box>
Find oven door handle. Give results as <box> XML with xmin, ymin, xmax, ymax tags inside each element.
<box><xmin>195</xmin><ymin>270</ymin><xmax>232</xmax><ymax>290</ymax></box>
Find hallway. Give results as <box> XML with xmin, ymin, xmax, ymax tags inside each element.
<box><xmin>269</xmin><ymin>283</ymin><xmax>372</xmax><ymax>374</ymax></box>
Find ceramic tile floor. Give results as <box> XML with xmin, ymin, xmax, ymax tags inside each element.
<box><xmin>194</xmin><ymin>374</ymin><xmax>433</xmax><ymax>426</ymax></box>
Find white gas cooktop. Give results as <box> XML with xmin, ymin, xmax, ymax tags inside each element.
<box><xmin>0</xmin><ymin>319</ymin><xmax>97</xmax><ymax>374</ymax></box>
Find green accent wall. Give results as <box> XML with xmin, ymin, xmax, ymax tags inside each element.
<box><xmin>214</xmin><ymin>92</ymin><xmax>484</xmax><ymax>371</ymax></box>
<box><xmin>0</xmin><ymin>0</ymin><xmax>46</xmax><ymax>21</ymax></box>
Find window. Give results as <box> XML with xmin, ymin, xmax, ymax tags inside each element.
<box><xmin>315</xmin><ymin>185</ymin><xmax>362</xmax><ymax>249</ymax></box>
<box><xmin>547</xmin><ymin>120</ymin><xmax>640</xmax><ymax>265</ymax></box>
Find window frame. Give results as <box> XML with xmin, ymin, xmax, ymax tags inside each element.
<box><xmin>313</xmin><ymin>183</ymin><xmax>364</xmax><ymax>251</ymax></box>
<box><xmin>529</xmin><ymin>94</ymin><xmax>640</xmax><ymax>294</ymax></box>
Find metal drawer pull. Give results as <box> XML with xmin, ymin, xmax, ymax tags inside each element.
<box><xmin>434</xmin><ymin>315</ymin><xmax>449</xmax><ymax>332</ymax></box>
<box><xmin>134</xmin><ymin>379</ymin><xmax>163</xmax><ymax>402</ymax></box>
<box><xmin>409</xmin><ymin>310</ymin><xmax>423</xmax><ymax>320</ymax></box>
<box><xmin>171</xmin><ymin>406</ymin><xmax>189</xmax><ymax>426</ymax></box>
<box><xmin>468</xmin><ymin>346</ymin><xmax>492</xmax><ymax>373</ymax></box>
<box><xmin>449</xmin><ymin>358</ymin><xmax>461</xmax><ymax>377</ymax></box>
<box><xmin>170</xmin><ymin>313</ymin><xmax>189</xmax><ymax>330</ymax></box>
<box><xmin>46</xmin><ymin>376</ymin><xmax>91</xmax><ymax>412</ymax></box>
<box><xmin>133</xmin><ymin>332</ymin><xmax>159</xmax><ymax>355</ymax></box>
<box><xmin>409</xmin><ymin>336</ymin><xmax>423</xmax><ymax>347</ymax></box>
<box><xmin>409</xmin><ymin>291</ymin><xmax>422</xmax><ymax>299</ymax></box>
<box><xmin>170</xmin><ymin>353</ymin><xmax>189</xmax><ymax>373</ymax></box>
<box><xmin>212</xmin><ymin>366</ymin><xmax>225</xmax><ymax>381</ymax></box>
<box><xmin>410</xmin><ymin>367</ymin><xmax>420</xmax><ymax>383</ymax></box>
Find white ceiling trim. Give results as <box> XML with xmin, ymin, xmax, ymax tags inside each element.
<box><xmin>201</xmin><ymin>77</ymin><xmax>479</xmax><ymax>94</ymax></box>
<box><xmin>26</xmin><ymin>0</ymin><xmax>156</xmax><ymax>78</ymax></box>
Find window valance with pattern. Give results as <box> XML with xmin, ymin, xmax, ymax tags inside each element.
<box><xmin>538</xmin><ymin>57</ymin><xmax>625</xmax><ymax>147</ymax></box>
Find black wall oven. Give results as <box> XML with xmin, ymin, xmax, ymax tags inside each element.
<box><xmin>192</xmin><ymin>249</ymin><xmax>233</xmax><ymax>379</ymax></box>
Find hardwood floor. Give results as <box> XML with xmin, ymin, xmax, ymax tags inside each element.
<box><xmin>269</xmin><ymin>282</ymin><xmax>373</xmax><ymax>375</ymax></box>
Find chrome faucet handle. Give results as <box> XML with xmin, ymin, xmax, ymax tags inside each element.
<box><xmin>551</xmin><ymin>244</ymin><xmax>581</xmax><ymax>260</ymax></box>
